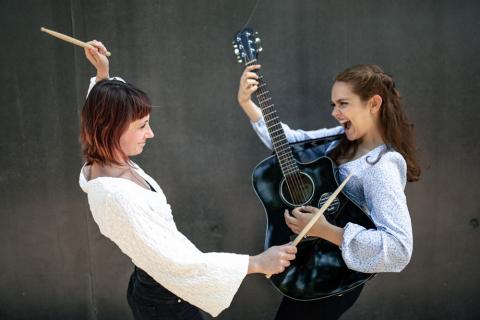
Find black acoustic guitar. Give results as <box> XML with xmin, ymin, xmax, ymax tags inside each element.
<box><xmin>233</xmin><ymin>28</ymin><xmax>376</xmax><ymax>300</ymax></box>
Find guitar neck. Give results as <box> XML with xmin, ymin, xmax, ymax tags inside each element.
<box><xmin>246</xmin><ymin>60</ymin><xmax>299</xmax><ymax>176</ymax></box>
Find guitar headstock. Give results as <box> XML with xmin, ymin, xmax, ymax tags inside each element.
<box><xmin>232</xmin><ymin>27</ymin><xmax>263</xmax><ymax>64</ymax></box>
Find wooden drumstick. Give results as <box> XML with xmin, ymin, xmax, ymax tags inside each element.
<box><xmin>40</xmin><ymin>27</ymin><xmax>111</xmax><ymax>56</ymax></box>
<box><xmin>265</xmin><ymin>173</ymin><xmax>353</xmax><ymax>279</ymax></box>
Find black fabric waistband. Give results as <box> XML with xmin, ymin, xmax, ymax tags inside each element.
<box><xmin>130</xmin><ymin>266</ymin><xmax>181</xmax><ymax>303</ymax></box>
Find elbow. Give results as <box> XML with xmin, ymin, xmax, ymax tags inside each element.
<box><xmin>344</xmin><ymin>238</ymin><xmax>412</xmax><ymax>273</ymax></box>
<box><xmin>396</xmin><ymin>242</ymin><xmax>413</xmax><ymax>271</ymax></box>
<box><xmin>392</xmin><ymin>248</ymin><xmax>411</xmax><ymax>272</ymax></box>
<box><xmin>341</xmin><ymin>228</ymin><xmax>413</xmax><ymax>273</ymax></box>
<box><xmin>348</xmin><ymin>248</ymin><xmax>411</xmax><ymax>273</ymax></box>
<box><xmin>385</xmin><ymin>239</ymin><xmax>412</xmax><ymax>272</ymax></box>
<box><xmin>395</xmin><ymin>232</ymin><xmax>413</xmax><ymax>271</ymax></box>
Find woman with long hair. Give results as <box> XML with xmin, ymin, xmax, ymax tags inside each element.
<box><xmin>79</xmin><ymin>41</ymin><xmax>297</xmax><ymax>320</ymax></box>
<box><xmin>237</xmin><ymin>63</ymin><xmax>420</xmax><ymax>319</ymax></box>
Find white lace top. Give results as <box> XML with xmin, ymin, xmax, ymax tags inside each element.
<box><xmin>252</xmin><ymin>117</ymin><xmax>413</xmax><ymax>273</ymax></box>
<box><xmin>79</xmin><ymin>163</ymin><xmax>249</xmax><ymax>317</ymax></box>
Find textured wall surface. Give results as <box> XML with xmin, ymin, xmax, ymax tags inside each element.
<box><xmin>0</xmin><ymin>0</ymin><xmax>479</xmax><ymax>319</ymax></box>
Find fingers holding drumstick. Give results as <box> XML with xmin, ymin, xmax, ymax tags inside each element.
<box><xmin>84</xmin><ymin>40</ymin><xmax>110</xmax><ymax>79</ymax></box>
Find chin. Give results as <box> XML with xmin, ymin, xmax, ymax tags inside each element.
<box><xmin>128</xmin><ymin>150</ymin><xmax>143</xmax><ymax>156</ymax></box>
<box><xmin>345</xmin><ymin>133</ymin><xmax>356</xmax><ymax>141</ymax></box>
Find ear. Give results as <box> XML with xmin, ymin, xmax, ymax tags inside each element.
<box><xmin>370</xmin><ymin>95</ymin><xmax>382</xmax><ymax>114</ymax></box>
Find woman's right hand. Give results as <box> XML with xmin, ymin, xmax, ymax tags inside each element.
<box><xmin>237</xmin><ymin>65</ymin><xmax>263</xmax><ymax>122</ymax></box>
<box><xmin>84</xmin><ymin>40</ymin><xmax>110</xmax><ymax>82</ymax></box>
<box><xmin>248</xmin><ymin>244</ymin><xmax>297</xmax><ymax>275</ymax></box>
<box><xmin>237</xmin><ymin>65</ymin><xmax>261</xmax><ymax>107</ymax></box>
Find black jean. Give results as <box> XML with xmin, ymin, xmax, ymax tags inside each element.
<box><xmin>127</xmin><ymin>267</ymin><xmax>204</xmax><ymax>320</ymax></box>
<box><xmin>274</xmin><ymin>285</ymin><xmax>364</xmax><ymax>320</ymax></box>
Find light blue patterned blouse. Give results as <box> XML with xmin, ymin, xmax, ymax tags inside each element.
<box><xmin>251</xmin><ymin>117</ymin><xmax>413</xmax><ymax>273</ymax></box>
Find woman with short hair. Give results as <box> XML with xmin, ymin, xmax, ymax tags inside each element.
<box><xmin>79</xmin><ymin>41</ymin><xmax>297</xmax><ymax>320</ymax></box>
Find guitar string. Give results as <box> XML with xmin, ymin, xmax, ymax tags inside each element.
<box><xmin>252</xmin><ymin>63</ymin><xmax>308</xmax><ymax>205</ymax></box>
<box><xmin>251</xmin><ymin>62</ymin><xmax>305</xmax><ymax>205</ymax></box>
<box><xmin>254</xmin><ymin>67</ymin><xmax>307</xmax><ymax>205</ymax></box>
<box><xmin>249</xmin><ymin>64</ymin><xmax>298</xmax><ymax>203</ymax></box>
<box><xmin>246</xmin><ymin>58</ymin><xmax>307</xmax><ymax>205</ymax></box>
<box><xmin>245</xmin><ymin>59</ymin><xmax>303</xmax><ymax>205</ymax></box>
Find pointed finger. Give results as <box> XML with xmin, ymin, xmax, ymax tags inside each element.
<box><xmin>246</xmin><ymin>64</ymin><xmax>261</xmax><ymax>71</ymax></box>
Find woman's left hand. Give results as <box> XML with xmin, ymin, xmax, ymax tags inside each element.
<box><xmin>284</xmin><ymin>206</ymin><xmax>328</xmax><ymax>237</ymax></box>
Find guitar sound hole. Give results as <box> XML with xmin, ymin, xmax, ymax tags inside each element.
<box><xmin>280</xmin><ymin>172</ymin><xmax>315</xmax><ymax>206</ymax></box>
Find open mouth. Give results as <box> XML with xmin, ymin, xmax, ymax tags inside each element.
<box><xmin>341</xmin><ymin>121</ymin><xmax>351</xmax><ymax>130</ymax></box>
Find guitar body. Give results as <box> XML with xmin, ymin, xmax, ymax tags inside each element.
<box><xmin>252</xmin><ymin>139</ymin><xmax>376</xmax><ymax>300</ymax></box>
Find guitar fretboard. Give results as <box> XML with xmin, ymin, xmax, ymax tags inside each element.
<box><xmin>246</xmin><ymin>59</ymin><xmax>299</xmax><ymax>177</ymax></box>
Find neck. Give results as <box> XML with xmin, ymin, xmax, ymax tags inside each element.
<box><xmin>91</xmin><ymin>161</ymin><xmax>131</xmax><ymax>178</ymax></box>
<box><xmin>358</xmin><ymin>129</ymin><xmax>384</xmax><ymax>152</ymax></box>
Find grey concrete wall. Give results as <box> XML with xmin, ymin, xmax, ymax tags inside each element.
<box><xmin>0</xmin><ymin>0</ymin><xmax>479</xmax><ymax>319</ymax></box>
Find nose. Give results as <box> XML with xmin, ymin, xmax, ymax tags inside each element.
<box><xmin>331</xmin><ymin>105</ymin><xmax>340</xmax><ymax>118</ymax></box>
<box><xmin>146</xmin><ymin>127</ymin><xmax>154</xmax><ymax>139</ymax></box>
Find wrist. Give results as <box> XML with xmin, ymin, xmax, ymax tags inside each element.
<box><xmin>239</xmin><ymin>100</ymin><xmax>262</xmax><ymax>122</ymax></box>
<box><xmin>96</xmin><ymin>75</ymin><xmax>109</xmax><ymax>82</ymax></box>
<box><xmin>321</xmin><ymin>223</ymin><xmax>344</xmax><ymax>246</ymax></box>
<box><xmin>317</xmin><ymin>221</ymin><xmax>331</xmax><ymax>237</ymax></box>
<box><xmin>247</xmin><ymin>255</ymin><xmax>261</xmax><ymax>274</ymax></box>
<box><xmin>96</xmin><ymin>69</ymin><xmax>109</xmax><ymax>82</ymax></box>
<box><xmin>238</xmin><ymin>96</ymin><xmax>252</xmax><ymax>107</ymax></box>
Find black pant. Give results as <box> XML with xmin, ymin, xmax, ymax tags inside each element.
<box><xmin>127</xmin><ymin>267</ymin><xmax>203</xmax><ymax>320</ymax></box>
<box><xmin>274</xmin><ymin>285</ymin><xmax>364</xmax><ymax>320</ymax></box>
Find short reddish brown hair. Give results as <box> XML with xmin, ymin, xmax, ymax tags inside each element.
<box><xmin>80</xmin><ymin>79</ymin><xmax>152</xmax><ymax>166</ymax></box>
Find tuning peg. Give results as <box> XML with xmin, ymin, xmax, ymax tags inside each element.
<box><xmin>233</xmin><ymin>44</ymin><xmax>238</xmax><ymax>48</ymax></box>
<box><xmin>258</xmin><ymin>47</ymin><xmax>263</xmax><ymax>52</ymax></box>
<box><xmin>254</xmin><ymin>31</ymin><xmax>258</xmax><ymax>35</ymax></box>
<box><xmin>237</xmin><ymin>59</ymin><xmax>243</xmax><ymax>64</ymax></box>
<box><xmin>255</xmin><ymin>37</ymin><xmax>261</xmax><ymax>44</ymax></box>
<box><xmin>234</xmin><ymin>48</ymin><xmax>240</xmax><ymax>55</ymax></box>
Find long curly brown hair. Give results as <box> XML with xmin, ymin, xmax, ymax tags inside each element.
<box><xmin>329</xmin><ymin>64</ymin><xmax>421</xmax><ymax>182</ymax></box>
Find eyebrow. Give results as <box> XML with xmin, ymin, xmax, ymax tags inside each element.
<box><xmin>331</xmin><ymin>98</ymin><xmax>349</xmax><ymax>104</ymax></box>
<box><xmin>138</xmin><ymin>119</ymin><xmax>149</xmax><ymax>126</ymax></box>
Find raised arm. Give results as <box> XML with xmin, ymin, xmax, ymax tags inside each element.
<box><xmin>237</xmin><ymin>65</ymin><xmax>344</xmax><ymax>150</ymax></box>
<box><xmin>83</xmin><ymin>40</ymin><xmax>125</xmax><ymax>97</ymax></box>
<box><xmin>84</xmin><ymin>40</ymin><xmax>110</xmax><ymax>82</ymax></box>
